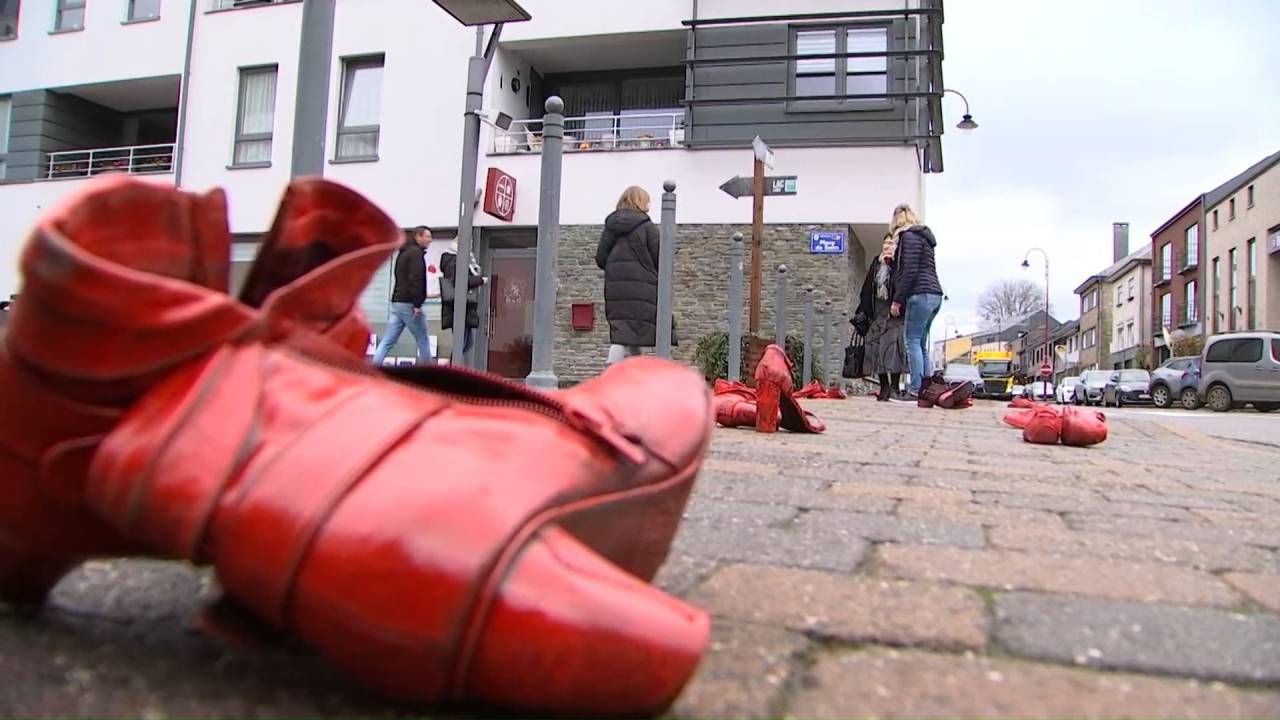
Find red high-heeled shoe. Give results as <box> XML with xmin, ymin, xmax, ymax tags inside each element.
<box><xmin>715</xmin><ymin>365</ymin><xmax>826</xmax><ymax>434</ymax></box>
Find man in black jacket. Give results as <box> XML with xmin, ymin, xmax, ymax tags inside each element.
<box><xmin>371</xmin><ymin>226</ymin><xmax>434</xmax><ymax>365</ymax></box>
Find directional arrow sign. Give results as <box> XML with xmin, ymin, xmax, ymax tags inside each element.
<box><xmin>719</xmin><ymin>175</ymin><xmax>752</xmax><ymax>198</ymax></box>
<box><xmin>721</xmin><ymin>175</ymin><xmax>797</xmax><ymax>198</ymax></box>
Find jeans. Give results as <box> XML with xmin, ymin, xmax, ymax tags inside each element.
<box><xmin>903</xmin><ymin>293</ymin><xmax>943</xmax><ymax>393</ymax></box>
<box><xmin>606</xmin><ymin>344</ymin><xmax>643</xmax><ymax>365</ymax></box>
<box><xmin>461</xmin><ymin>326</ymin><xmax>475</xmax><ymax>354</ymax></box>
<box><xmin>371</xmin><ymin>302</ymin><xmax>433</xmax><ymax>366</ymax></box>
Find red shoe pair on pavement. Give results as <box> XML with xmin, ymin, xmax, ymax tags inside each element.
<box><xmin>711</xmin><ymin>345</ymin><xmax>826</xmax><ymax>434</ymax></box>
<box><xmin>916</xmin><ymin>374</ymin><xmax>976</xmax><ymax>409</ymax></box>
<box><xmin>0</xmin><ymin>177</ymin><xmax>713</xmax><ymax>716</ymax></box>
<box><xmin>1002</xmin><ymin>403</ymin><xmax>1109</xmax><ymax>447</ymax></box>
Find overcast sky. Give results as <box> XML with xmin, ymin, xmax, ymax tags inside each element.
<box><xmin>925</xmin><ymin>0</ymin><xmax>1280</xmax><ymax>336</ymax></box>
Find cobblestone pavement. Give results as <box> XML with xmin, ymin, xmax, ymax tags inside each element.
<box><xmin>3</xmin><ymin>397</ymin><xmax>1279</xmax><ymax>718</ymax></box>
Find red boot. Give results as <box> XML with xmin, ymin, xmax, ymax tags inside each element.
<box><xmin>747</xmin><ymin>346</ymin><xmax>825</xmax><ymax>434</ymax></box>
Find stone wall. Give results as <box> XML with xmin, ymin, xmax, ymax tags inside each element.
<box><xmin>554</xmin><ymin>222</ymin><xmax>870</xmax><ymax>383</ymax></box>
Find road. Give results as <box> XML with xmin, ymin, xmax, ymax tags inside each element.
<box><xmin>1063</xmin><ymin>404</ymin><xmax>1280</xmax><ymax>449</ymax></box>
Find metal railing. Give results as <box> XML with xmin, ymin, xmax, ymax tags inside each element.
<box><xmin>491</xmin><ymin>111</ymin><xmax>685</xmax><ymax>154</ymax></box>
<box><xmin>44</xmin><ymin>144</ymin><xmax>175</xmax><ymax>180</ymax></box>
<box><xmin>208</xmin><ymin>0</ymin><xmax>293</xmax><ymax>10</ymax></box>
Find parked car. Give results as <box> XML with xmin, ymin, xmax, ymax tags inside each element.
<box><xmin>1198</xmin><ymin>332</ymin><xmax>1280</xmax><ymax>413</ymax></box>
<box><xmin>1010</xmin><ymin>383</ymin><xmax>1025</xmax><ymax>398</ymax></box>
<box><xmin>1023</xmin><ymin>380</ymin><xmax>1055</xmax><ymax>401</ymax></box>
<box><xmin>1102</xmin><ymin>369</ymin><xmax>1152</xmax><ymax>407</ymax></box>
<box><xmin>943</xmin><ymin>363</ymin><xmax>982</xmax><ymax>388</ymax></box>
<box><xmin>1150</xmin><ymin>356</ymin><xmax>1201</xmax><ymax>409</ymax></box>
<box><xmin>1073</xmin><ymin>370</ymin><xmax>1112</xmax><ymax>406</ymax></box>
<box><xmin>1056</xmin><ymin>376</ymin><xmax>1080</xmax><ymax>404</ymax></box>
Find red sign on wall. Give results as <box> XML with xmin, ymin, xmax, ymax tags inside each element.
<box><xmin>483</xmin><ymin>167</ymin><xmax>517</xmax><ymax>222</ymax></box>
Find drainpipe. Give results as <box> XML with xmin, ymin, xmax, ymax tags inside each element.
<box><xmin>172</xmin><ymin>0</ymin><xmax>200</xmax><ymax>188</ymax></box>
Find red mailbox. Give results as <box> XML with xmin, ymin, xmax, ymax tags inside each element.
<box><xmin>570</xmin><ymin>302</ymin><xmax>594</xmax><ymax>331</ymax></box>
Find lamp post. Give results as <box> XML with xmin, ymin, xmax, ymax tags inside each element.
<box><xmin>1021</xmin><ymin>248</ymin><xmax>1050</xmax><ymax>386</ymax></box>
<box><xmin>430</xmin><ymin>0</ymin><xmax>531</xmax><ymax>367</ymax></box>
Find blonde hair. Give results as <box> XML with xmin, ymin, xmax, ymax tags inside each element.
<box><xmin>891</xmin><ymin>203</ymin><xmax>920</xmax><ymax>233</ymax></box>
<box><xmin>616</xmin><ymin>186</ymin><xmax>651</xmax><ymax>213</ymax></box>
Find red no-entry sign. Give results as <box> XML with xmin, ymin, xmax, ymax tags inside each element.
<box><xmin>1039</xmin><ymin>362</ymin><xmax>1052</xmax><ymax>378</ymax></box>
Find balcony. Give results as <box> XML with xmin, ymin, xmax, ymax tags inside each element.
<box><xmin>42</xmin><ymin>144</ymin><xmax>175</xmax><ymax>180</ymax></box>
<box><xmin>491</xmin><ymin>111</ymin><xmax>685</xmax><ymax>155</ymax></box>
<box><xmin>208</xmin><ymin>0</ymin><xmax>296</xmax><ymax>10</ymax></box>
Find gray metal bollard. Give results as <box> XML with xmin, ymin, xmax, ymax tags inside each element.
<box><xmin>773</xmin><ymin>265</ymin><xmax>788</xmax><ymax>349</ymax></box>
<box><xmin>822</xmin><ymin>299</ymin><xmax>834</xmax><ymax>383</ymax></box>
<box><xmin>525</xmin><ymin>96</ymin><xmax>566</xmax><ymax>389</ymax></box>
<box><xmin>727</xmin><ymin>232</ymin><xmax>745</xmax><ymax>382</ymax></box>
<box><xmin>655</xmin><ymin>180</ymin><xmax>677</xmax><ymax>358</ymax></box>
<box><xmin>802</xmin><ymin>286</ymin><xmax>815</xmax><ymax>385</ymax></box>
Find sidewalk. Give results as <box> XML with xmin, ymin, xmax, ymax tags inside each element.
<box><xmin>2</xmin><ymin>397</ymin><xmax>1279</xmax><ymax>717</ymax></box>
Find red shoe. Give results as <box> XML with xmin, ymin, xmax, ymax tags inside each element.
<box><xmin>1061</xmin><ymin>406</ymin><xmax>1108</xmax><ymax>447</ymax></box>
<box><xmin>936</xmin><ymin>380</ymin><xmax>975</xmax><ymax>409</ymax></box>
<box><xmin>753</xmin><ymin>344</ymin><xmax>793</xmax><ymax>433</ymax></box>
<box><xmin>712</xmin><ymin>376</ymin><xmax>825</xmax><ymax>433</ymax></box>
<box><xmin>0</xmin><ymin>177</ymin><xmax>399</xmax><ymax>606</ymax></box>
<box><xmin>793</xmin><ymin>380</ymin><xmax>826</xmax><ymax>399</ymax></box>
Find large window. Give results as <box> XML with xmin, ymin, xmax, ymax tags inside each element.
<box><xmin>0</xmin><ymin>95</ymin><xmax>9</xmax><ymax>180</ymax></box>
<box><xmin>1185</xmin><ymin>224</ymin><xmax>1199</xmax><ymax>268</ymax></box>
<box><xmin>1185</xmin><ymin>279</ymin><xmax>1197</xmax><ymax>326</ymax></box>
<box><xmin>1228</xmin><ymin>248</ymin><xmax>1238</xmax><ymax>331</ymax></box>
<box><xmin>0</xmin><ymin>0</ymin><xmax>18</xmax><ymax>39</ymax></box>
<box><xmin>53</xmin><ymin>0</ymin><xmax>83</xmax><ymax>30</ymax></box>
<box><xmin>336</xmin><ymin>55</ymin><xmax>384</xmax><ymax>160</ymax></box>
<box><xmin>128</xmin><ymin>0</ymin><xmax>160</xmax><ymax>20</ymax></box>
<box><xmin>1161</xmin><ymin>293</ymin><xmax>1172</xmax><ymax>329</ymax></box>
<box><xmin>1160</xmin><ymin>243</ymin><xmax>1172</xmax><ymax>281</ymax></box>
<box><xmin>1127</xmin><ymin>276</ymin><xmax>1135</xmax><ymax>301</ymax></box>
<box><xmin>1246</xmin><ymin>238</ymin><xmax>1256</xmax><ymax>330</ymax></box>
<box><xmin>1211</xmin><ymin>257</ymin><xmax>1220</xmax><ymax>334</ymax></box>
<box><xmin>793</xmin><ymin>24</ymin><xmax>888</xmax><ymax>101</ymax></box>
<box><xmin>232</xmin><ymin>66</ymin><xmax>277</xmax><ymax>166</ymax></box>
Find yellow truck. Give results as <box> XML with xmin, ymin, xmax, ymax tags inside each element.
<box><xmin>973</xmin><ymin>350</ymin><xmax>1015</xmax><ymax>399</ymax></box>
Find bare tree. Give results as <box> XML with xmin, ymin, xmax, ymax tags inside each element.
<box><xmin>977</xmin><ymin>279</ymin><xmax>1045</xmax><ymax>323</ymax></box>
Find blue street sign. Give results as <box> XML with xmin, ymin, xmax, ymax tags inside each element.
<box><xmin>809</xmin><ymin>231</ymin><xmax>846</xmax><ymax>254</ymax></box>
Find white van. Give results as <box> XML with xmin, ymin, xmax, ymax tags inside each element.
<box><xmin>1198</xmin><ymin>332</ymin><xmax>1280</xmax><ymax>413</ymax></box>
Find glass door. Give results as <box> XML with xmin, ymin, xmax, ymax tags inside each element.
<box><xmin>482</xmin><ymin>249</ymin><xmax>537</xmax><ymax>379</ymax></box>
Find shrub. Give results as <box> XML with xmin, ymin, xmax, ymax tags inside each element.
<box><xmin>1171</xmin><ymin>334</ymin><xmax>1204</xmax><ymax>358</ymax></box>
<box><xmin>692</xmin><ymin>331</ymin><xmax>823</xmax><ymax>388</ymax></box>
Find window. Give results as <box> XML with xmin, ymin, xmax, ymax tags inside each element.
<box><xmin>1126</xmin><ymin>321</ymin><xmax>1135</xmax><ymax>348</ymax></box>
<box><xmin>792</xmin><ymin>24</ymin><xmax>888</xmax><ymax>102</ymax></box>
<box><xmin>0</xmin><ymin>0</ymin><xmax>17</xmax><ymax>39</ymax></box>
<box><xmin>1271</xmin><ymin>226</ymin><xmax>1280</xmax><ymax>255</ymax></box>
<box><xmin>1185</xmin><ymin>279</ymin><xmax>1197</xmax><ymax>325</ymax></box>
<box><xmin>336</xmin><ymin>56</ymin><xmax>384</xmax><ymax>160</ymax></box>
<box><xmin>1246</xmin><ymin>238</ymin><xmax>1256</xmax><ymax>330</ymax></box>
<box><xmin>1273</xmin><ymin>339</ymin><xmax>1280</xmax><ymax>363</ymax></box>
<box><xmin>1228</xmin><ymin>248</ymin><xmax>1238</xmax><ymax>331</ymax></box>
<box><xmin>1229</xmin><ymin>197</ymin><xmax>1236</xmax><ymax>220</ymax></box>
<box><xmin>1081</xmin><ymin>289</ymin><xmax>1097</xmax><ymax>313</ymax></box>
<box><xmin>53</xmin><ymin>0</ymin><xmax>83</xmax><ymax>30</ymax></box>
<box><xmin>1082</xmin><ymin>328</ymin><xmax>1097</xmax><ymax>349</ymax></box>
<box><xmin>232</xmin><ymin>66</ymin><xmax>277</xmax><ymax>166</ymax></box>
<box><xmin>1160</xmin><ymin>243</ymin><xmax>1172</xmax><ymax>281</ymax></box>
<box><xmin>1161</xmin><ymin>293</ymin><xmax>1172</xmax><ymax>329</ymax></box>
<box><xmin>0</xmin><ymin>95</ymin><xmax>9</xmax><ymax>180</ymax></box>
<box><xmin>1127</xmin><ymin>276</ymin><xmax>1135</xmax><ymax>300</ymax></box>
<box><xmin>1247</xmin><ymin>184</ymin><xmax>1255</xmax><ymax>208</ymax></box>
<box><xmin>1115</xmin><ymin>285</ymin><xmax>1123</xmax><ymax>307</ymax></box>
<box><xmin>1115</xmin><ymin>324</ymin><xmax>1125</xmax><ymax>348</ymax></box>
<box><xmin>1185</xmin><ymin>224</ymin><xmax>1198</xmax><ymax>267</ymax></box>
<box><xmin>128</xmin><ymin>0</ymin><xmax>160</xmax><ymax>20</ymax></box>
<box><xmin>1213</xmin><ymin>209</ymin><xmax>1219</xmax><ymax>230</ymax></box>
<box><xmin>1211</xmin><ymin>257</ymin><xmax>1220</xmax><ymax>334</ymax></box>
<box><xmin>1205</xmin><ymin>338</ymin><xmax>1262</xmax><ymax>364</ymax></box>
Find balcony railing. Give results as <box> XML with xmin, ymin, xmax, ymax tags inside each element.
<box><xmin>491</xmin><ymin>112</ymin><xmax>685</xmax><ymax>154</ymax></box>
<box><xmin>209</xmin><ymin>0</ymin><xmax>294</xmax><ymax>10</ymax></box>
<box><xmin>43</xmin><ymin>144</ymin><xmax>175</xmax><ymax>180</ymax></box>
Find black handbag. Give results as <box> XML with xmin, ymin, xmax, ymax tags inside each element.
<box><xmin>842</xmin><ymin>332</ymin><xmax>866</xmax><ymax>379</ymax></box>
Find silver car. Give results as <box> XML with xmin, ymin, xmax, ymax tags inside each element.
<box><xmin>1198</xmin><ymin>332</ymin><xmax>1280</xmax><ymax>413</ymax></box>
<box><xmin>1073</xmin><ymin>370</ymin><xmax>1112</xmax><ymax>406</ymax></box>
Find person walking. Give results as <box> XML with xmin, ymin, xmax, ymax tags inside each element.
<box><xmin>888</xmin><ymin>203</ymin><xmax>944</xmax><ymax>399</ymax></box>
<box><xmin>371</xmin><ymin>226</ymin><xmax>434</xmax><ymax>366</ymax></box>
<box><xmin>440</xmin><ymin>238</ymin><xmax>486</xmax><ymax>357</ymax></box>
<box><xmin>854</xmin><ymin>233</ymin><xmax>909</xmax><ymax>401</ymax></box>
<box><xmin>595</xmin><ymin>186</ymin><xmax>665</xmax><ymax>365</ymax></box>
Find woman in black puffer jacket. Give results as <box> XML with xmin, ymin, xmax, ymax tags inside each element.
<box><xmin>595</xmin><ymin>186</ymin><xmax>665</xmax><ymax>365</ymax></box>
<box><xmin>888</xmin><ymin>203</ymin><xmax>945</xmax><ymax>399</ymax></box>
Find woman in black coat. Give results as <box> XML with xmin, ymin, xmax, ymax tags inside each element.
<box><xmin>595</xmin><ymin>186</ymin><xmax>664</xmax><ymax>365</ymax></box>
<box><xmin>440</xmin><ymin>239</ymin><xmax>486</xmax><ymax>354</ymax></box>
<box><xmin>854</xmin><ymin>234</ymin><xmax>909</xmax><ymax>401</ymax></box>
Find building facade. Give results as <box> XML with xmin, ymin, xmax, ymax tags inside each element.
<box><xmin>1149</xmin><ymin>196</ymin><xmax>1203</xmax><ymax>363</ymax></box>
<box><xmin>0</xmin><ymin>0</ymin><xmax>953</xmax><ymax>382</ymax></box>
<box><xmin>1106</xmin><ymin>248</ymin><xmax>1151</xmax><ymax>369</ymax></box>
<box><xmin>1203</xmin><ymin>150</ymin><xmax>1280</xmax><ymax>337</ymax></box>
<box><xmin>1074</xmin><ymin>275</ymin><xmax>1105</xmax><ymax>372</ymax></box>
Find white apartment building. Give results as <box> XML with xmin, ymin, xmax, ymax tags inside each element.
<box><xmin>1106</xmin><ymin>246</ymin><xmax>1151</xmax><ymax>370</ymax></box>
<box><xmin>0</xmin><ymin>0</ymin><xmax>953</xmax><ymax>381</ymax></box>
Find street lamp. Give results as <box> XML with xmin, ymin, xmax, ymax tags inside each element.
<box><xmin>430</xmin><ymin>0</ymin><xmax>530</xmax><ymax>367</ymax></box>
<box><xmin>943</xmin><ymin>89</ymin><xmax>979</xmax><ymax>134</ymax></box>
<box><xmin>1021</xmin><ymin>248</ymin><xmax>1050</xmax><ymax>385</ymax></box>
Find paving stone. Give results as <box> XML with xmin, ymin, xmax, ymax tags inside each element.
<box><xmin>896</xmin><ymin>499</ymin><xmax>1068</xmax><ymax>530</ymax></box>
<box><xmin>829</xmin><ymin>482</ymin><xmax>972</xmax><ymax>505</ymax></box>
<box><xmin>694</xmin><ymin>474</ymin><xmax>899</xmax><ymax>514</ymax></box>
<box><xmin>785</xmin><ymin>647</ymin><xmax>1280</xmax><ymax>719</ymax></box>
<box><xmin>671</xmin><ymin>519</ymin><xmax>868</xmax><ymax>573</ymax></box>
<box><xmin>988</xmin><ymin>524</ymin><xmax>1280</xmax><ymax>574</ymax></box>
<box><xmin>653</xmin><ymin>553</ymin><xmax>719</xmax><ymax>598</ymax></box>
<box><xmin>1101</xmin><ymin>490</ymin><xmax>1240</xmax><ymax>511</ymax></box>
<box><xmin>975</xmin><ymin>492</ymin><xmax>1197</xmax><ymax>520</ymax></box>
<box><xmin>668</xmin><ymin>622</ymin><xmax>809</xmax><ymax>719</ymax></box>
<box><xmin>796</xmin><ymin>509</ymin><xmax>985</xmax><ymax>549</ymax></box>
<box><xmin>1193</xmin><ymin>508</ymin><xmax>1280</xmax><ymax>531</ymax></box>
<box><xmin>683</xmin><ymin>497</ymin><xmax>799</xmax><ymax>526</ymax></box>
<box><xmin>1067</xmin><ymin>515</ymin><xmax>1280</xmax><ymax>550</ymax></box>
<box><xmin>875</xmin><ymin>545</ymin><xmax>1241</xmax><ymax>607</ymax></box>
<box><xmin>994</xmin><ymin>592</ymin><xmax>1280</xmax><ymax>684</ymax></box>
<box><xmin>1222</xmin><ymin>573</ymin><xmax>1280</xmax><ymax>613</ymax></box>
<box><xmin>689</xmin><ymin>565</ymin><xmax>986</xmax><ymax>651</ymax></box>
